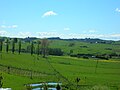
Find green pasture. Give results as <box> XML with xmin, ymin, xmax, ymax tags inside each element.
<box><xmin>0</xmin><ymin>39</ymin><xmax>120</xmax><ymax>90</ymax></box>
<box><xmin>2</xmin><ymin>39</ymin><xmax>120</xmax><ymax>55</ymax></box>
<box><xmin>48</xmin><ymin>40</ymin><xmax>120</xmax><ymax>55</ymax></box>
<box><xmin>1</xmin><ymin>72</ymin><xmax>38</xmax><ymax>90</ymax></box>
<box><xmin>0</xmin><ymin>52</ymin><xmax>120</xmax><ymax>90</ymax></box>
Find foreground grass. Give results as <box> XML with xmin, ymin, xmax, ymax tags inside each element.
<box><xmin>0</xmin><ymin>52</ymin><xmax>120</xmax><ymax>90</ymax></box>
<box><xmin>50</xmin><ymin>56</ymin><xmax>120</xmax><ymax>85</ymax></box>
<box><xmin>1</xmin><ymin>72</ymin><xmax>41</xmax><ymax>90</ymax></box>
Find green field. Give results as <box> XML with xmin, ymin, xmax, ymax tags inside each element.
<box><xmin>0</xmin><ymin>39</ymin><xmax>120</xmax><ymax>90</ymax></box>
<box><xmin>0</xmin><ymin>53</ymin><xmax>120</xmax><ymax>90</ymax></box>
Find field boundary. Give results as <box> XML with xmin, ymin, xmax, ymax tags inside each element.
<box><xmin>0</xmin><ymin>64</ymin><xmax>55</xmax><ymax>79</ymax></box>
<box><xmin>45</xmin><ymin>58</ymin><xmax>76</xmax><ymax>89</ymax></box>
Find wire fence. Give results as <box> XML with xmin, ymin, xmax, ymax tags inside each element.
<box><xmin>0</xmin><ymin>64</ymin><xmax>54</xmax><ymax>79</ymax></box>
<box><xmin>45</xmin><ymin>58</ymin><xmax>77</xmax><ymax>89</ymax></box>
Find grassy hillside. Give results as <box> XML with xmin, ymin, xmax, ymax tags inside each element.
<box><xmin>0</xmin><ymin>52</ymin><xmax>120</xmax><ymax>90</ymax></box>
<box><xmin>2</xmin><ymin>39</ymin><xmax>120</xmax><ymax>56</ymax></box>
<box><xmin>49</xmin><ymin>40</ymin><xmax>120</xmax><ymax>55</ymax></box>
<box><xmin>1</xmin><ymin>72</ymin><xmax>39</xmax><ymax>90</ymax></box>
<box><xmin>0</xmin><ymin>39</ymin><xmax>120</xmax><ymax>90</ymax></box>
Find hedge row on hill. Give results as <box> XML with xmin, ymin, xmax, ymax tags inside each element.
<box><xmin>70</xmin><ymin>53</ymin><xmax>120</xmax><ymax>60</ymax></box>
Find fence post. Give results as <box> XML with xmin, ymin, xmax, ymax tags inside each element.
<box><xmin>30</xmin><ymin>70</ymin><xmax>32</xmax><ymax>79</ymax></box>
<box><xmin>0</xmin><ymin>73</ymin><xmax>3</xmax><ymax>88</ymax></box>
<box><xmin>8</xmin><ymin>66</ymin><xmax>10</xmax><ymax>74</ymax></box>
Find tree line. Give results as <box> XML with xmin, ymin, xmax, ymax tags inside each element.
<box><xmin>0</xmin><ymin>38</ymin><xmax>63</xmax><ymax>58</ymax></box>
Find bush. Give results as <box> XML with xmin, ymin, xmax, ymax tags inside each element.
<box><xmin>70</xmin><ymin>54</ymin><xmax>77</xmax><ymax>57</ymax></box>
<box><xmin>48</xmin><ymin>48</ymin><xmax>64</xmax><ymax>56</ymax></box>
<box><xmin>68</xmin><ymin>43</ymin><xmax>75</xmax><ymax>47</ymax></box>
<box><xmin>96</xmin><ymin>55</ymin><xmax>109</xmax><ymax>60</ymax></box>
<box><xmin>83</xmin><ymin>56</ymin><xmax>89</xmax><ymax>59</ymax></box>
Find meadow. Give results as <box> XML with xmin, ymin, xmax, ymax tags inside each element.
<box><xmin>0</xmin><ymin>39</ymin><xmax>120</xmax><ymax>90</ymax></box>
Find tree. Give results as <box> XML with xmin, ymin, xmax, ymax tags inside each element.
<box><xmin>0</xmin><ymin>41</ymin><xmax>2</xmax><ymax>52</ymax></box>
<box><xmin>41</xmin><ymin>38</ymin><xmax>49</xmax><ymax>58</ymax></box>
<box><xmin>6</xmin><ymin>39</ymin><xmax>9</xmax><ymax>53</ymax></box>
<box><xmin>75</xmin><ymin>77</ymin><xmax>80</xmax><ymax>90</ymax></box>
<box><xmin>36</xmin><ymin>40</ymin><xmax>41</xmax><ymax>56</ymax></box>
<box><xmin>0</xmin><ymin>41</ymin><xmax>2</xmax><ymax>59</ymax></box>
<box><xmin>26</xmin><ymin>45</ymin><xmax>31</xmax><ymax>53</ymax></box>
<box><xmin>12</xmin><ymin>39</ymin><xmax>15</xmax><ymax>54</ymax></box>
<box><xmin>31</xmin><ymin>41</ymin><xmax>34</xmax><ymax>55</ymax></box>
<box><xmin>0</xmin><ymin>73</ymin><xmax>3</xmax><ymax>88</ymax></box>
<box><xmin>69</xmin><ymin>49</ymin><xmax>73</xmax><ymax>55</ymax></box>
<box><xmin>68</xmin><ymin>43</ymin><xmax>75</xmax><ymax>47</ymax></box>
<box><xmin>13</xmin><ymin>38</ymin><xmax>18</xmax><ymax>43</ymax></box>
<box><xmin>18</xmin><ymin>40</ymin><xmax>21</xmax><ymax>54</ymax></box>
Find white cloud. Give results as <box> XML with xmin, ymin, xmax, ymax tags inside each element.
<box><xmin>18</xmin><ymin>32</ymin><xmax>31</xmax><ymax>38</ymax></box>
<box><xmin>37</xmin><ymin>31</ymin><xmax>66</xmax><ymax>38</ymax></box>
<box><xmin>0</xmin><ymin>25</ymin><xmax>18</xmax><ymax>29</ymax></box>
<box><xmin>115</xmin><ymin>8</ymin><xmax>120</xmax><ymax>13</ymax></box>
<box><xmin>37</xmin><ymin>32</ymin><xmax>57</xmax><ymax>36</ymax></box>
<box><xmin>111</xmin><ymin>34</ymin><xmax>120</xmax><ymax>37</ymax></box>
<box><xmin>67</xmin><ymin>33</ymin><xmax>120</xmax><ymax>40</ymax></box>
<box><xmin>11</xmin><ymin>25</ymin><xmax>18</xmax><ymax>28</ymax></box>
<box><xmin>0</xmin><ymin>25</ymin><xmax>6</xmax><ymax>28</ymax></box>
<box><xmin>83</xmin><ymin>29</ymin><xmax>97</xmax><ymax>33</ymax></box>
<box><xmin>0</xmin><ymin>30</ymin><xmax>8</xmax><ymax>36</ymax></box>
<box><xmin>0</xmin><ymin>29</ymin><xmax>120</xmax><ymax>40</ymax></box>
<box><xmin>42</xmin><ymin>11</ymin><xmax>58</xmax><ymax>18</ymax></box>
<box><xmin>64</xmin><ymin>28</ymin><xmax>70</xmax><ymax>31</ymax></box>
<box><xmin>88</xmin><ymin>30</ymin><xmax>97</xmax><ymax>33</ymax></box>
<box><xmin>36</xmin><ymin>31</ymin><xmax>120</xmax><ymax>40</ymax></box>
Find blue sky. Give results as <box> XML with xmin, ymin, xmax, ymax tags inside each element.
<box><xmin>0</xmin><ymin>0</ymin><xmax>120</xmax><ymax>40</ymax></box>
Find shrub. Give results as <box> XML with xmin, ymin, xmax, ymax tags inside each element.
<box><xmin>48</xmin><ymin>48</ymin><xmax>64</xmax><ymax>56</ymax></box>
<box><xmin>68</xmin><ymin>43</ymin><xmax>75</xmax><ymax>47</ymax></box>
